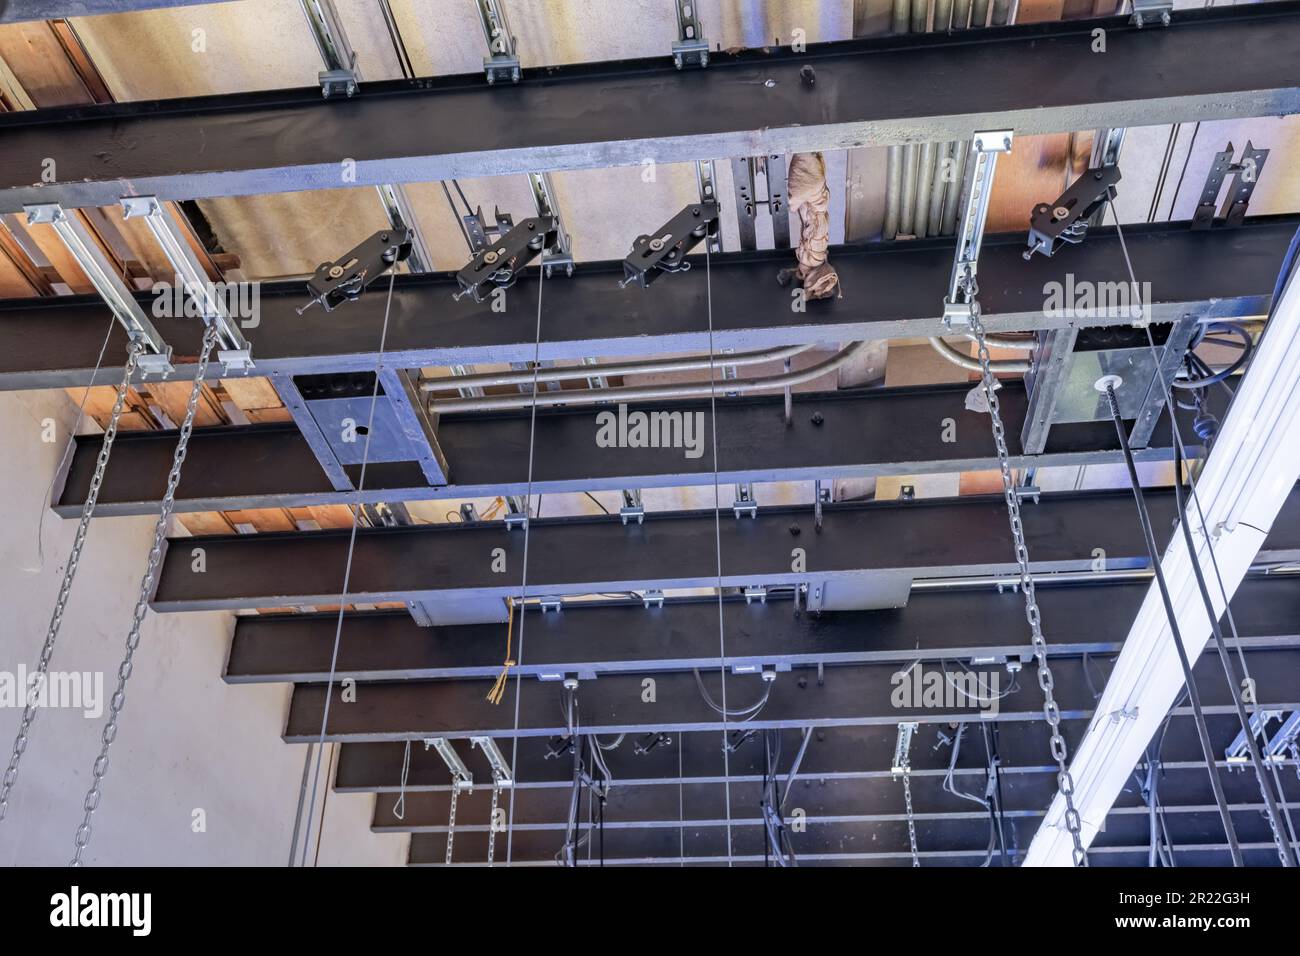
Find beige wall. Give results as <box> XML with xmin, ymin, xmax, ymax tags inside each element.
<box><xmin>0</xmin><ymin>388</ymin><xmax>402</xmax><ymax>866</ymax></box>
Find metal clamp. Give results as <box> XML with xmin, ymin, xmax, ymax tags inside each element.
<box><xmin>619</xmin><ymin>202</ymin><xmax>720</xmax><ymax>289</ymax></box>
<box><xmin>477</xmin><ymin>0</ymin><xmax>521</xmax><ymax>83</ymax></box>
<box><xmin>672</xmin><ymin>0</ymin><xmax>709</xmax><ymax>68</ymax></box>
<box><xmin>1131</xmin><ymin>0</ymin><xmax>1172</xmax><ymax>27</ymax></box>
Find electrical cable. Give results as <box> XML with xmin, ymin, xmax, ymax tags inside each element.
<box><xmin>295</xmin><ymin>269</ymin><xmax>397</xmax><ymax>867</ymax></box>
<box><xmin>504</xmin><ymin>239</ymin><xmax>549</xmax><ymax>867</ymax></box>
<box><xmin>692</xmin><ymin>668</ymin><xmax>772</xmax><ymax>720</ymax></box>
<box><xmin>702</xmin><ymin>243</ymin><xmax>736</xmax><ymax>864</ymax></box>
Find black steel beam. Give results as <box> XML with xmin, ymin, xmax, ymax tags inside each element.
<box><xmin>372</xmin><ymin>766</ymin><xmax>1300</xmax><ymax>833</ymax></box>
<box><xmin>407</xmin><ymin>813</ymin><xmax>1295</xmax><ymax>866</ymax></box>
<box><xmin>283</xmin><ymin>649</ymin><xmax>1300</xmax><ymax>741</ymax></box>
<box><xmin>55</xmin><ymin>382</ymin><xmax>1214</xmax><ymax>517</ymax></box>
<box><xmin>1</xmin><ymin>217</ymin><xmax>1288</xmax><ymax>391</ymax></box>
<box><xmin>332</xmin><ymin>713</ymin><xmax>1283</xmax><ymax>793</ymax></box>
<box><xmin>2</xmin><ymin>6</ymin><xmax>1299</xmax><ymax>211</ymax></box>
<box><xmin>152</xmin><ymin>486</ymin><xmax>1300</xmax><ymax>612</ymax></box>
<box><xmin>225</xmin><ymin>576</ymin><xmax>1300</xmax><ymax>683</ymax></box>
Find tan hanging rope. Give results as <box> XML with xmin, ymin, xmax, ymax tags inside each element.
<box><xmin>781</xmin><ymin>151</ymin><xmax>841</xmax><ymax>300</ymax></box>
<box><xmin>486</xmin><ymin>598</ymin><xmax>516</xmax><ymax>705</ymax></box>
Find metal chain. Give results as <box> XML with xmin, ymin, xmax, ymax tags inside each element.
<box><xmin>487</xmin><ymin>781</ymin><xmax>500</xmax><ymax>866</ymax></box>
<box><xmin>0</xmin><ymin>340</ymin><xmax>145</xmax><ymax>825</ymax></box>
<box><xmin>901</xmin><ymin>760</ymin><xmax>920</xmax><ymax>868</ymax></box>
<box><xmin>969</xmin><ymin>307</ymin><xmax>1088</xmax><ymax>867</ymax></box>
<box><xmin>446</xmin><ymin>784</ymin><xmax>459</xmax><ymax>866</ymax></box>
<box><xmin>70</xmin><ymin>325</ymin><xmax>219</xmax><ymax>866</ymax></box>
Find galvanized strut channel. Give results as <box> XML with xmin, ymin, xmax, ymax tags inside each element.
<box><xmin>951</xmin><ymin>130</ymin><xmax>1087</xmax><ymax>866</ymax></box>
<box><xmin>70</xmin><ymin>322</ymin><xmax>220</xmax><ymax>866</ymax></box>
<box><xmin>0</xmin><ymin>340</ymin><xmax>144</xmax><ymax>823</ymax></box>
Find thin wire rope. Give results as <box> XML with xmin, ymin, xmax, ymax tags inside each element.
<box><xmin>505</xmin><ymin>260</ymin><xmax>547</xmax><ymax>866</ymax></box>
<box><xmin>1110</xmin><ymin>199</ymin><xmax>1296</xmax><ymax>866</ymax></box>
<box><xmin>31</xmin><ymin>311</ymin><xmax>118</xmax><ymax>572</ymax></box>
<box><xmin>295</xmin><ymin>269</ymin><xmax>398</xmax><ymax>867</ymax></box>
<box><xmin>703</xmin><ymin>244</ymin><xmax>735</xmax><ymax>864</ymax></box>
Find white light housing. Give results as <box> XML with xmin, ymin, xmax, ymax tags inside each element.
<box><xmin>1024</xmin><ymin>253</ymin><xmax>1300</xmax><ymax>865</ymax></box>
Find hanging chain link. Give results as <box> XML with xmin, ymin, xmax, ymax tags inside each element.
<box><xmin>901</xmin><ymin>758</ymin><xmax>919</xmax><ymax>868</ymax></box>
<box><xmin>487</xmin><ymin>780</ymin><xmax>501</xmax><ymax>867</ymax></box>
<box><xmin>445</xmin><ymin>784</ymin><xmax>459</xmax><ymax>866</ymax></box>
<box><xmin>0</xmin><ymin>340</ymin><xmax>145</xmax><ymax>825</ymax></box>
<box><xmin>969</xmin><ymin>307</ymin><xmax>1088</xmax><ymax>867</ymax></box>
<box><xmin>70</xmin><ymin>325</ymin><xmax>219</xmax><ymax>867</ymax></box>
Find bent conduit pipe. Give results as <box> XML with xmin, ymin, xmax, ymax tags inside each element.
<box><xmin>431</xmin><ymin>341</ymin><xmax>875</xmax><ymax>413</ymax></box>
<box><xmin>418</xmin><ymin>343</ymin><xmax>816</xmax><ymax>392</ymax></box>
<box><xmin>927</xmin><ymin>335</ymin><xmax>1031</xmax><ymax>373</ymax></box>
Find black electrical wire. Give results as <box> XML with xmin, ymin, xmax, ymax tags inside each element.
<box><xmin>584</xmin><ymin>491</ymin><xmax>611</xmax><ymax>514</ymax></box>
<box><xmin>1101</xmin><ymin>383</ymin><xmax>1244</xmax><ymax>866</ymax></box>
<box><xmin>982</xmin><ymin>723</ymin><xmax>1014</xmax><ymax>867</ymax></box>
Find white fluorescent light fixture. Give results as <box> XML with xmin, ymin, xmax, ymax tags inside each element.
<box><xmin>1024</xmin><ymin>251</ymin><xmax>1300</xmax><ymax>865</ymax></box>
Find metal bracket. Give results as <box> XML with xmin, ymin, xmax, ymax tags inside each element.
<box><xmin>120</xmin><ymin>194</ymin><xmax>252</xmax><ymax>367</ymax></box>
<box><xmin>425</xmin><ymin>737</ymin><xmax>474</xmax><ymax>790</ymax></box>
<box><xmin>732</xmin><ymin>483</ymin><xmax>758</xmax><ymax>519</ymax></box>
<box><xmin>454</xmin><ymin>215</ymin><xmax>556</xmax><ymax>303</ymax></box>
<box><xmin>527</xmin><ymin>172</ymin><xmax>574</xmax><ymax>277</ymax></box>
<box><xmin>539</xmin><ymin>595</ymin><xmax>562</xmax><ymax>613</ymax></box>
<box><xmin>1193</xmin><ymin>141</ymin><xmax>1269</xmax><ymax>230</ymax></box>
<box><xmin>672</xmin><ymin>0</ymin><xmax>709</xmax><ymax>69</ymax></box>
<box><xmin>619</xmin><ymin>201</ymin><xmax>720</xmax><ymax>289</ymax></box>
<box><xmin>25</xmin><ymin>202</ymin><xmax>173</xmax><ymax>373</ymax></box>
<box><xmin>891</xmin><ymin>721</ymin><xmax>919</xmax><ymax>776</ymax></box>
<box><xmin>634</xmin><ymin>732</ymin><xmax>672</xmax><ymax>755</ymax></box>
<box><xmin>620</xmin><ymin>488</ymin><xmax>645</xmax><ymax>525</ymax></box>
<box><xmin>943</xmin><ymin>130</ymin><xmax>1013</xmax><ymax>328</ymax></box>
<box><xmin>459</xmin><ymin>502</ymin><xmax>479</xmax><ymax>523</ymax></box>
<box><xmin>477</xmin><ymin>0</ymin><xmax>520</xmax><ymax>84</ymax></box>
<box><xmin>1130</xmin><ymin>0</ymin><xmax>1172</xmax><ymax>28</ymax></box>
<box><xmin>318</xmin><ymin>65</ymin><xmax>357</xmax><ymax>98</ymax></box>
<box><xmin>743</xmin><ymin>584</ymin><xmax>768</xmax><ymax>605</ymax></box>
<box><xmin>730</xmin><ymin>155</ymin><xmax>789</xmax><ymax>251</ymax></box>
<box><xmin>642</xmin><ymin>589</ymin><xmax>664</xmax><ymax>609</ymax></box>
<box><xmin>470</xmin><ymin>736</ymin><xmax>515</xmax><ymax>787</ymax></box>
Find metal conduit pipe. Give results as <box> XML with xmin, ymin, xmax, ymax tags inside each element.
<box><xmin>991</xmin><ymin>0</ymin><xmax>1012</xmax><ymax>25</ymax></box>
<box><xmin>927</xmin><ymin>141</ymin><xmax>951</xmax><ymax>236</ymax></box>
<box><xmin>971</xmin><ymin>0</ymin><xmax>990</xmax><ymax>27</ymax></box>
<box><xmin>881</xmin><ymin>0</ymin><xmax>911</xmax><ymax>240</ymax></box>
<box><xmin>914</xmin><ymin>142</ymin><xmax>936</xmax><ymax>239</ymax></box>
<box><xmin>418</xmin><ymin>343</ymin><xmax>815</xmax><ymax>392</ymax></box>
<box><xmin>899</xmin><ymin>143</ymin><xmax>918</xmax><ymax>236</ymax></box>
<box><xmin>965</xmin><ymin>332</ymin><xmax>1038</xmax><ymax>351</ymax></box>
<box><xmin>927</xmin><ymin>335</ymin><xmax>1031</xmax><ymax>373</ymax></box>
<box><xmin>910</xmin><ymin>0</ymin><xmax>928</xmax><ymax>32</ymax></box>
<box><xmin>883</xmin><ymin>146</ymin><xmax>903</xmax><ymax>239</ymax></box>
<box><xmin>891</xmin><ymin>0</ymin><xmax>910</xmax><ymax>33</ymax></box>
<box><xmin>430</xmin><ymin>341</ymin><xmax>875</xmax><ymax>413</ymax></box>
<box><xmin>953</xmin><ymin>0</ymin><xmax>972</xmax><ymax>28</ymax></box>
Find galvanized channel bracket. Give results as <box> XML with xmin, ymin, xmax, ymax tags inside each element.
<box><xmin>25</xmin><ymin>202</ymin><xmax>174</xmax><ymax>376</ymax></box>
<box><xmin>426</xmin><ymin>737</ymin><xmax>474</xmax><ymax>790</ymax></box>
<box><xmin>1193</xmin><ymin>141</ymin><xmax>1269</xmax><ymax>230</ymax></box>
<box><xmin>119</xmin><ymin>194</ymin><xmax>253</xmax><ymax>373</ymax></box>
<box><xmin>943</xmin><ymin>130</ymin><xmax>1013</xmax><ymax>329</ymax></box>
<box><xmin>1131</xmin><ymin>0</ymin><xmax>1172</xmax><ymax>28</ymax></box>
<box><xmin>477</xmin><ymin>0</ymin><xmax>520</xmax><ymax>84</ymax></box>
<box><xmin>672</xmin><ymin>0</ymin><xmax>709</xmax><ymax>69</ymax></box>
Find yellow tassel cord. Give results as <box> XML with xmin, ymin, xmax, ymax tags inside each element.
<box><xmin>486</xmin><ymin>599</ymin><xmax>515</xmax><ymax>705</ymax></box>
